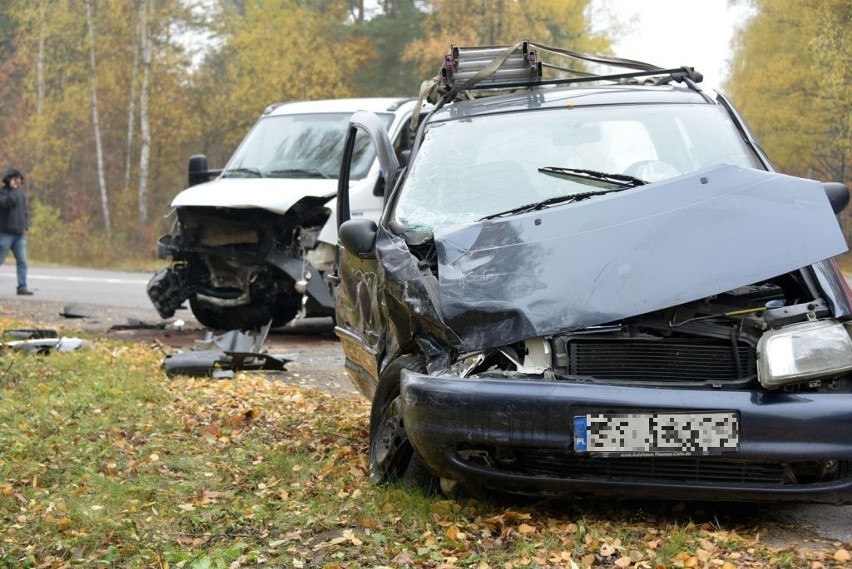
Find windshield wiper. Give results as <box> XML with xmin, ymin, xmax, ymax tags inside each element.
<box><xmin>480</xmin><ymin>191</ymin><xmax>614</xmax><ymax>221</ymax></box>
<box><xmin>223</xmin><ymin>167</ymin><xmax>263</xmax><ymax>178</ymax></box>
<box><xmin>538</xmin><ymin>166</ymin><xmax>647</xmax><ymax>188</ymax></box>
<box><xmin>478</xmin><ymin>167</ymin><xmax>649</xmax><ymax>221</ymax></box>
<box><xmin>267</xmin><ymin>168</ymin><xmax>331</xmax><ymax>179</ymax></box>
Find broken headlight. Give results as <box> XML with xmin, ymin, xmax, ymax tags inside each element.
<box><xmin>757</xmin><ymin>320</ymin><xmax>852</xmax><ymax>388</ymax></box>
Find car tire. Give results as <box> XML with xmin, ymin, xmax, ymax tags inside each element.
<box><xmin>369</xmin><ymin>354</ymin><xmax>437</xmax><ymax>492</ymax></box>
<box><xmin>189</xmin><ymin>297</ymin><xmax>275</xmax><ymax>331</ymax></box>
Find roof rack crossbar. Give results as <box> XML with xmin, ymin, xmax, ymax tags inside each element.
<box><xmin>464</xmin><ymin>67</ymin><xmax>703</xmax><ymax>92</ymax></box>
<box><xmin>532</xmin><ymin>42</ymin><xmax>661</xmax><ymax>72</ymax></box>
<box><xmin>409</xmin><ymin>40</ymin><xmax>704</xmax><ymax>132</ymax></box>
<box><xmin>430</xmin><ymin>40</ymin><xmax>704</xmax><ymax>102</ymax></box>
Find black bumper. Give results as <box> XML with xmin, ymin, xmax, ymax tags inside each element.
<box><xmin>400</xmin><ymin>373</ymin><xmax>852</xmax><ymax>503</ymax></box>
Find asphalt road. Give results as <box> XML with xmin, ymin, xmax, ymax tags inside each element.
<box><xmin>0</xmin><ymin>264</ymin><xmax>161</xmax><ymax>314</ymax></box>
<box><xmin>1</xmin><ymin>263</ymin><xmax>851</xmax><ymax>546</ymax></box>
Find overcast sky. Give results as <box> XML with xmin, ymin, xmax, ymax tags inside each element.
<box><xmin>591</xmin><ymin>0</ymin><xmax>755</xmax><ymax>90</ymax></box>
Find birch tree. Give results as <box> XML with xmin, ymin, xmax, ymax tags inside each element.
<box><xmin>124</xmin><ymin>0</ymin><xmax>141</xmax><ymax>193</ymax></box>
<box><xmin>85</xmin><ymin>0</ymin><xmax>111</xmax><ymax>237</ymax></box>
<box><xmin>137</xmin><ymin>0</ymin><xmax>152</xmax><ymax>224</ymax></box>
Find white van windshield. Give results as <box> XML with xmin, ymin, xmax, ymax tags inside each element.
<box><xmin>224</xmin><ymin>112</ymin><xmax>394</xmax><ymax>181</ymax></box>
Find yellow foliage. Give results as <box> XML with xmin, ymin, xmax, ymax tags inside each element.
<box><xmin>216</xmin><ymin>0</ymin><xmax>373</xmax><ymax>147</ymax></box>
<box><xmin>727</xmin><ymin>0</ymin><xmax>850</xmax><ymax>183</ymax></box>
<box><xmin>402</xmin><ymin>0</ymin><xmax>611</xmax><ymax>79</ymax></box>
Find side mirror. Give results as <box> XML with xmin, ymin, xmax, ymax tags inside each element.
<box><xmin>188</xmin><ymin>154</ymin><xmax>214</xmax><ymax>187</ymax></box>
<box><xmin>339</xmin><ymin>219</ymin><xmax>378</xmax><ymax>258</ymax></box>
<box><xmin>823</xmin><ymin>182</ymin><xmax>850</xmax><ymax>214</ymax></box>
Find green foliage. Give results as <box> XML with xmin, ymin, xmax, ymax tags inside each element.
<box><xmin>351</xmin><ymin>0</ymin><xmax>426</xmax><ymax>96</ymax></box>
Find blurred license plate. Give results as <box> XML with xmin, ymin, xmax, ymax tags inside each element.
<box><xmin>573</xmin><ymin>411</ymin><xmax>738</xmax><ymax>457</ymax></box>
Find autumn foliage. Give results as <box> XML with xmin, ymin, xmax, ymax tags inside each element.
<box><xmin>0</xmin><ymin>0</ymin><xmax>608</xmax><ymax>268</ymax></box>
<box><xmin>0</xmin><ymin>1</ymin><xmax>847</xmax><ymax>267</ymax></box>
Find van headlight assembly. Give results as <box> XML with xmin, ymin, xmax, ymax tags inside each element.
<box><xmin>757</xmin><ymin>320</ymin><xmax>852</xmax><ymax>389</ymax></box>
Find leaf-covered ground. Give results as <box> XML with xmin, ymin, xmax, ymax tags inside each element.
<box><xmin>0</xmin><ymin>319</ymin><xmax>850</xmax><ymax>568</ymax></box>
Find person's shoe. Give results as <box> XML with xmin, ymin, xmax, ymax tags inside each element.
<box><xmin>16</xmin><ymin>287</ymin><xmax>33</xmax><ymax>296</ymax></box>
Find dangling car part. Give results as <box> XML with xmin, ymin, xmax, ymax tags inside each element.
<box><xmin>333</xmin><ymin>41</ymin><xmax>852</xmax><ymax>503</ymax></box>
<box><xmin>161</xmin><ymin>323</ymin><xmax>290</xmax><ymax>378</ymax></box>
<box><xmin>148</xmin><ymin>98</ymin><xmax>421</xmax><ymax>330</ymax></box>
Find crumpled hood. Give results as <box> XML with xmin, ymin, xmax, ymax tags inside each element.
<box><xmin>171</xmin><ymin>177</ymin><xmax>336</xmax><ymax>214</ymax></box>
<box><xmin>434</xmin><ymin>165</ymin><xmax>849</xmax><ymax>351</ymax></box>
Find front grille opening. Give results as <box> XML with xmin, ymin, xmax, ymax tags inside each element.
<box><xmin>554</xmin><ymin>338</ymin><xmax>756</xmax><ymax>384</ymax></box>
<box><xmin>458</xmin><ymin>446</ymin><xmax>844</xmax><ymax>487</ymax></box>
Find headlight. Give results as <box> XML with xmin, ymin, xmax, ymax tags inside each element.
<box><xmin>757</xmin><ymin>320</ymin><xmax>852</xmax><ymax>388</ymax></box>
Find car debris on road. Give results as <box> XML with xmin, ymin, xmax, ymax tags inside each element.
<box><xmin>1</xmin><ymin>328</ymin><xmax>91</xmax><ymax>354</ymax></box>
<box><xmin>161</xmin><ymin>323</ymin><xmax>290</xmax><ymax>379</ymax></box>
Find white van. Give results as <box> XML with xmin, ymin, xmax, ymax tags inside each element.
<box><xmin>147</xmin><ymin>98</ymin><xmax>418</xmax><ymax>330</ymax></box>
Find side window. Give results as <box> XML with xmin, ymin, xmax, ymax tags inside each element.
<box><xmin>392</xmin><ymin>116</ymin><xmax>414</xmax><ymax>161</ymax></box>
<box><xmin>351</xmin><ymin>127</ymin><xmax>379</xmax><ymax>180</ymax></box>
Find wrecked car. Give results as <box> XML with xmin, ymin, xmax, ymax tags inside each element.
<box><xmin>332</xmin><ymin>42</ymin><xmax>852</xmax><ymax>503</ymax></box>
<box><xmin>148</xmin><ymin>98</ymin><xmax>419</xmax><ymax>330</ymax></box>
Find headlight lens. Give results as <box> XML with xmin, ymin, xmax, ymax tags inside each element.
<box><xmin>757</xmin><ymin>320</ymin><xmax>852</xmax><ymax>388</ymax></box>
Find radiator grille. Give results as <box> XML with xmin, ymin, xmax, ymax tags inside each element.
<box><xmin>519</xmin><ymin>450</ymin><xmax>785</xmax><ymax>485</ymax></box>
<box><xmin>564</xmin><ymin>338</ymin><xmax>755</xmax><ymax>382</ymax></box>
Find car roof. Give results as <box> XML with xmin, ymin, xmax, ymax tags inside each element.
<box><xmin>427</xmin><ymin>84</ymin><xmax>713</xmax><ymax>123</ymax></box>
<box><xmin>264</xmin><ymin>97</ymin><xmax>417</xmax><ymax>117</ymax></box>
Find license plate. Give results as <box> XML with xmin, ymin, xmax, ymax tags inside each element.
<box><xmin>573</xmin><ymin>411</ymin><xmax>738</xmax><ymax>457</ymax></box>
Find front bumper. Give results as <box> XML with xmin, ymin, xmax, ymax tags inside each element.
<box><xmin>400</xmin><ymin>373</ymin><xmax>852</xmax><ymax>503</ymax></box>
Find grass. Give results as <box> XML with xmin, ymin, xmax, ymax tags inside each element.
<box><xmin>0</xmin><ymin>319</ymin><xmax>850</xmax><ymax>568</ymax></box>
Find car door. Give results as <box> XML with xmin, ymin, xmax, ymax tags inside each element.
<box><xmin>332</xmin><ymin>111</ymin><xmax>401</xmax><ymax>399</ymax></box>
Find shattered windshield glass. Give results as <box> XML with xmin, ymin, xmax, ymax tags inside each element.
<box><xmin>394</xmin><ymin>104</ymin><xmax>762</xmax><ymax>232</ymax></box>
<box><xmin>224</xmin><ymin>112</ymin><xmax>394</xmax><ymax>181</ymax></box>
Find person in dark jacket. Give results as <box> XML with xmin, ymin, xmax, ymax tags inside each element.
<box><xmin>0</xmin><ymin>167</ymin><xmax>33</xmax><ymax>295</ymax></box>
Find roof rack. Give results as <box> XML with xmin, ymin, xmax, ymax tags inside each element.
<box><xmin>424</xmin><ymin>40</ymin><xmax>703</xmax><ymax>105</ymax></box>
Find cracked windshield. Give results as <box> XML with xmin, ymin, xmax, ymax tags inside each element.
<box><xmin>395</xmin><ymin>103</ymin><xmax>761</xmax><ymax>232</ymax></box>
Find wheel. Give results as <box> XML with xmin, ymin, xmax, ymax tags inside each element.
<box><xmin>189</xmin><ymin>296</ymin><xmax>300</xmax><ymax>331</ymax></box>
<box><xmin>369</xmin><ymin>354</ymin><xmax>437</xmax><ymax>492</ymax></box>
<box><xmin>189</xmin><ymin>297</ymin><xmax>275</xmax><ymax>331</ymax></box>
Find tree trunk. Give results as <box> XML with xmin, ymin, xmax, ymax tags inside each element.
<box><xmin>34</xmin><ymin>0</ymin><xmax>46</xmax><ymax>164</ymax></box>
<box><xmin>36</xmin><ymin>1</ymin><xmax>45</xmax><ymax>118</ymax></box>
<box><xmin>85</xmin><ymin>0</ymin><xmax>111</xmax><ymax>238</ymax></box>
<box><xmin>124</xmin><ymin>0</ymin><xmax>141</xmax><ymax>193</ymax></box>
<box><xmin>138</xmin><ymin>0</ymin><xmax>152</xmax><ymax>225</ymax></box>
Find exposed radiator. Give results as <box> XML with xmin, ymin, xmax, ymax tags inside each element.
<box><xmin>554</xmin><ymin>338</ymin><xmax>756</xmax><ymax>382</ymax></box>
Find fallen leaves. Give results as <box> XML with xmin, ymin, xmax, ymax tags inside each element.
<box><xmin>1</xmin><ymin>334</ymin><xmax>850</xmax><ymax>568</ymax></box>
